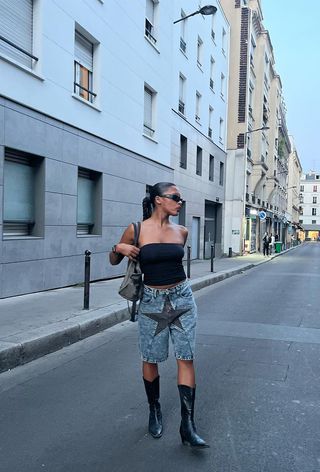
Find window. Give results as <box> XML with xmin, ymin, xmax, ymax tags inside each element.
<box><xmin>248</xmin><ymin>84</ymin><xmax>254</xmax><ymax>114</ymax></box>
<box><xmin>145</xmin><ymin>0</ymin><xmax>158</xmax><ymax>45</ymax></box>
<box><xmin>250</xmin><ymin>36</ymin><xmax>256</xmax><ymax>66</ymax></box>
<box><xmin>219</xmin><ymin>118</ymin><xmax>224</xmax><ymax>144</ymax></box>
<box><xmin>195</xmin><ymin>92</ymin><xmax>201</xmax><ymax>122</ymax></box>
<box><xmin>197</xmin><ymin>36</ymin><xmax>203</xmax><ymax>68</ymax></box>
<box><xmin>247</xmin><ymin>135</ymin><xmax>252</xmax><ymax>158</ymax></box>
<box><xmin>211</xmin><ymin>13</ymin><xmax>215</xmax><ymax>42</ymax></box>
<box><xmin>0</xmin><ymin>0</ymin><xmax>37</xmax><ymax>68</ymax></box>
<box><xmin>77</xmin><ymin>168</ymin><xmax>101</xmax><ymax>235</ymax></box>
<box><xmin>144</xmin><ymin>85</ymin><xmax>156</xmax><ymax>137</ymax></box>
<box><xmin>222</xmin><ymin>28</ymin><xmax>226</xmax><ymax>55</ymax></box>
<box><xmin>300</xmin><ymin>185</ymin><xmax>304</xmax><ymax>192</ymax></box>
<box><xmin>74</xmin><ymin>30</ymin><xmax>95</xmax><ymax>103</ymax></box>
<box><xmin>220</xmin><ymin>73</ymin><xmax>225</xmax><ymax>98</ymax></box>
<box><xmin>179</xmin><ymin>73</ymin><xmax>186</xmax><ymax>115</ymax></box>
<box><xmin>313</xmin><ymin>196</ymin><xmax>317</xmax><ymax>204</ymax></box>
<box><xmin>180</xmin><ymin>10</ymin><xmax>187</xmax><ymax>53</ymax></box>
<box><xmin>3</xmin><ymin>148</ymin><xmax>43</xmax><ymax>238</ymax></box>
<box><xmin>196</xmin><ymin>146</ymin><xmax>202</xmax><ymax>176</ymax></box>
<box><xmin>312</xmin><ymin>220</ymin><xmax>316</xmax><ymax>224</ymax></box>
<box><xmin>180</xmin><ymin>135</ymin><xmax>187</xmax><ymax>169</ymax></box>
<box><xmin>209</xmin><ymin>155</ymin><xmax>214</xmax><ymax>181</ymax></box>
<box><xmin>312</xmin><ymin>208</ymin><xmax>317</xmax><ymax>216</ymax></box>
<box><xmin>313</xmin><ymin>185</ymin><xmax>318</xmax><ymax>192</ymax></box>
<box><xmin>208</xmin><ymin>106</ymin><xmax>213</xmax><ymax>138</ymax></box>
<box><xmin>219</xmin><ymin>162</ymin><xmax>224</xmax><ymax>186</ymax></box>
<box><xmin>210</xmin><ymin>57</ymin><xmax>215</xmax><ymax>89</ymax></box>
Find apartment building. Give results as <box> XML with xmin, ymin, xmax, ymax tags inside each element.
<box><xmin>0</xmin><ymin>0</ymin><xmax>229</xmax><ymax>297</ymax></box>
<box><xmin>171</xmin><ymin>1</ymin><xmax>229</xmax><ymax>259</ymax></box>
<box><xmin>220</xmin><ymin>0</ymin><xmax>291</xmax><ymax>254</ymax></box>
<box><xmin>299</xmin><ymin>172</ymin><xmax>320</xmax><ymax>240</ymax></box>
<box><xmin>286</xmin><ymin>137</ymin><xmax>302</xmax><ymax>242</ymax></box>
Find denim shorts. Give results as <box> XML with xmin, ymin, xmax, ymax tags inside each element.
<box><xmin>138</xmin><ymin>280</ymin><xmax>197</xmax><ymax>363</ymax></box>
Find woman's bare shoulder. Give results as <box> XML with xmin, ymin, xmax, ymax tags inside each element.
<box><xmin>170</xmin><ymin>223</ymin><xmax>188</xmax><ymax>240</ymax></box>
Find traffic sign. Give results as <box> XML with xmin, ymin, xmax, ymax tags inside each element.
<box><xmin>258</xmin><ymin>211</ymin><xmax>266</xmax><ymax>221</ymax></box>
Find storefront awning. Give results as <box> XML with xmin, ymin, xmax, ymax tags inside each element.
<box><xmin>302</xmin><ymin>224</ymin><xmax>320</xmax><ymax>231</ymax></box>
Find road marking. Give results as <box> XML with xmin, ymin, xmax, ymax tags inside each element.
<box><xmin>197</xmin><ymin>320</ymin><xmax>320</xmax><ymax>345</ymax></box>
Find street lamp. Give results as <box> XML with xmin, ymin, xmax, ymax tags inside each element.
<box><xmin>173</xmin><ymin>5</ymin><xmax>217</xmax><ymax>24</ymax></box>
<box><xmin>245</xmin><ymin>126</ymin><xmax>270</xmax><ymax>138</ymax></box>
<box><xmin>242</xmin><ymin>126</ymin><xmax>270</xmax><ymax>254</ymax></box>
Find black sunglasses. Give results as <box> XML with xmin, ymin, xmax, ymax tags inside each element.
<box><xmin>160</xmin><ymin>194</ymin><xmax>185</xmax><ymax>204</ymax></box>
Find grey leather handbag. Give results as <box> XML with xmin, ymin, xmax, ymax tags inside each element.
<box><xmin>118</xmin><ymin>222</ymin><xmax>143</xmax><ymax>320</ymax></box>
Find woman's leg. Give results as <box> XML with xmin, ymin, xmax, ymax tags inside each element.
<box><xmin>143</xmin><ymin>361</ymin><xmax>159</xmax><ymax>381</ymax></box>
<box><xmin>177</xmin><ymin>359</ymin><xmax>195</xmax><ymax>386</ymax></box>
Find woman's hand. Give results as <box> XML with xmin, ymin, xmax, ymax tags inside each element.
<box><xmin>116</xmin><ymin>243</ymin><xmax>140</xmax><ymax>261</ymax></box>
<box><xmin>109</xmin><ymin>223</ymin><xmax>139</xmax><ymax>265</ymax></box>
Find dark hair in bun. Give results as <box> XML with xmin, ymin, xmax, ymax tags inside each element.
<box><xmin>142</xmin><ymin>182</ymin><xmax>176</xmax><ymax>220</ymax></box>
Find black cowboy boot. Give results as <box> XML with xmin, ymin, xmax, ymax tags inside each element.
<box><xmin>178</xmin><ymin>385</ymin><xmax>209</xmax><ymax>448</ymax></box>
<box><xmin>143</xmin><ymin>376</ymin><xmax>163</xmax><ymax>438</ymax></box>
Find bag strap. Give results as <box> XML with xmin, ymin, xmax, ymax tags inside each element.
<box><xmin>132</xmin><ymin>221</ymin><xmax>141</xmax><ymax>247</ymax></box>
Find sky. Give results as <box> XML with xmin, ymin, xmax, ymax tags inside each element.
<box><xmin>261</xmin><ymin>0</ymin><xmax>320</xmax><ymax>173</ymax></box>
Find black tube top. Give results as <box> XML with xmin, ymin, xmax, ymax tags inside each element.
<box><xmin>139</xmin><ymin>243</ymin><xmax>186</xmax><ymax>286</ymax></box>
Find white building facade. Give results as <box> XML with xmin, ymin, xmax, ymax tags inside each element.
<box><xmin>171</xmin><ymin>1</ymin><xmax>229</xmax><ymax>259</ymax></box>
<box><xmin>299</xmin><ymin>172</ymin><xmax>320</xmax><ymax>240</ymax></box>
<box><xmin>0</xmin><ymin>0</ymin><xmax>229</xmax><ymax>297</ymax></box>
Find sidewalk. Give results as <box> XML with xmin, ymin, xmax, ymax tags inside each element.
<box><xmin>0</xmin><ymin>249</ymin><xmax>294</xmax><ymax>373</ymax></box>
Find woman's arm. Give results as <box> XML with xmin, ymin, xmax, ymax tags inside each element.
<box><xmin>109</xmin><ymin>224</ymin><xmax>140</xmax><ymax>265</ymax></box>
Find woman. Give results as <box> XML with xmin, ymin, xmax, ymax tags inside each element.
<box><xmin>109</xmin><ymin>182</ymin><xmax>208</xmax><ymax>448</ymax></box>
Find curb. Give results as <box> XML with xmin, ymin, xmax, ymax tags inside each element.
<box><xmin>0</xmin><ymin>249</ymin><xmax>296</xmax><ymax>374</ymax></box>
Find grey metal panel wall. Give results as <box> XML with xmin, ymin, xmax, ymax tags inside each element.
<box><xmin>0</xmin><ymin>99</ymin><xmax>173</xmax><ymax>298</ymax></box>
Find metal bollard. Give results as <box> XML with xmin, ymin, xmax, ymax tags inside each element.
<box><xmin>228</xmin><ymin>247</ymin><xmax>232</xmax><ymax>258</ymax></box>
<box><xmin>210</xmin><ymin>244</ymin><xmax>215</xmax><ymax>272</ymax></box>
<box><xmin>187</xmin><ymin>245</ymin><xmax>191</xmax><ymax>279</ymax></box>
<box><xmin>83</xmin><ymin>250</ymin><xmax>91</xmax><ymax>310</ymax></box>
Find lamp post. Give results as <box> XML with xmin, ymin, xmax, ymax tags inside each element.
<box><xmin>242</xmin><ymin>126</ymin><xmax>270</xmax><ymax>255</ymax></box>
<box><xmin>173</xmin><ymin>5</ymin><xmax>217</xmax><ymax>24</ymax></box>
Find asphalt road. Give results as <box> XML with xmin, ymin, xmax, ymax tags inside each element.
<box><xmin>1</xmin><ymin>243</ymin><xmax>319</xmax><ymax>472</ymax></box>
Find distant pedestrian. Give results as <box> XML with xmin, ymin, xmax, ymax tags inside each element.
<box><xmin>270</xmin><ymin>233</ymin><xmax>275</xmax><ymax>254</ymax></box>
<box><xmin>109</xmin><ymin>182</ymin><xmax>209</xmax><ymax>448</ymax></box>
<box><xmin>262</xmin><ymin>232</ymin><xmax>270</xmax><ymax>256</ymax></box>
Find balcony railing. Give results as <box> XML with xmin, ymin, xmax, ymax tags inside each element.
<box><xmin>145</xmin><ymin>19</ymin><xmax>157</xmax><ymax>44</ymax></box>
<box><xmin>180</xmin><ymin>37</ymin><xmax>186</xmax><ymax>53</ymax></box>
<box><xmin>178</xmin><ymin>99</ymin><xmax>185</xmax><ymax>115</ymax></box>
<box><xmin>143</xmin><ymin>123</ymin><xmax>155</xmax><ymax>137</ymax></box>
<box><xmin>0</xmin><ymin>34</ymin><xmax>38</xmax><ymax>62</ymax></box>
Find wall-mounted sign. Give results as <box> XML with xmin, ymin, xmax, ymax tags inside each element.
<box><xmin>232</xmin><ymin>229</ymin><xmax>240</xmax><ymax>235</ymax></box>
<box><xmin>258</xmin><ymin>211</ymin><xmax>266</xmax><ymax>221</ymax></box>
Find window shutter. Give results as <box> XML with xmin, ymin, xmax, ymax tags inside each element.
<box><xmin>77</xmin><ymin>170</ymin><xmax>95</xmax><ymax>226</ymax></box>
<box><xmin>146</xmin><ymin>0</ymin><xmax>154</xmax><ymax>23</ymax></box>
<box><xmin>0</xmin><ymin>0</ymin><xmax>33</xmax><ymax>67</ymax></box>
<box><xmin>4</xmin><ymin>151</ymin><xmax>35</xmax><ymax>222</ymax></box>
<box><xmin>144</xmin><ymin>88</ymin><xmax>153</xmax><ymax>128</ymax></box>
<box><xmin>179</xmin><ymin>76</ymin><xmax>184</xmax><ymax>101</ymax></box>
<box><xmin>75</xmin><ymin>31</ymin><xmax>93</xmax><ymax>71</ymax></box>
